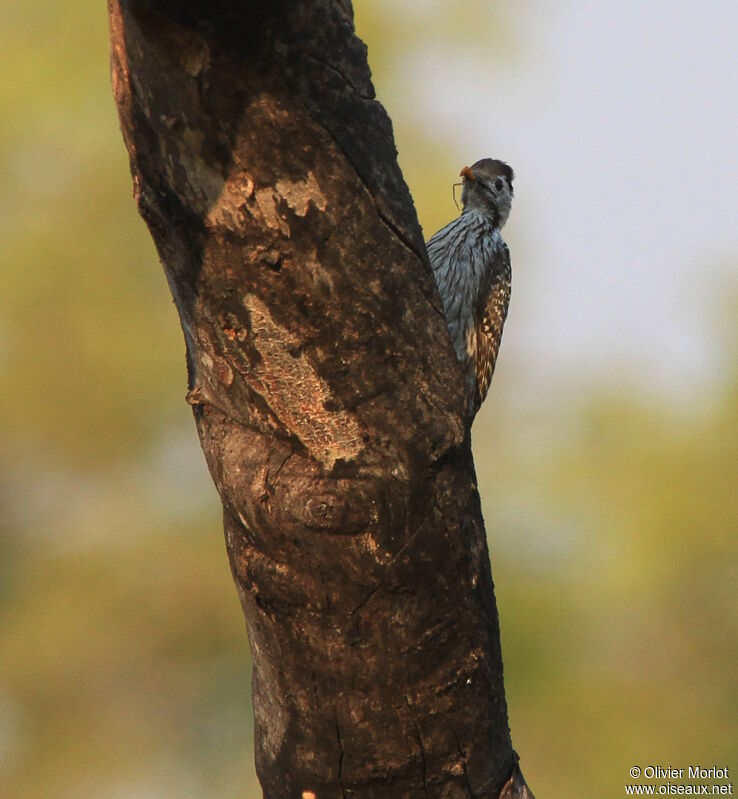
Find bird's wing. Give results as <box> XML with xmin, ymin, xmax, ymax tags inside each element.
<box><xmin>474</xmin><ymin>242</ymin><xmax>511</xmax><ymax>411</ymax></box>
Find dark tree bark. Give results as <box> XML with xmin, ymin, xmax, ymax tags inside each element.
<box><xmin>109</xmin><ymin>1</ymin><xmax>534</xmax><ymax>797</ymax></box>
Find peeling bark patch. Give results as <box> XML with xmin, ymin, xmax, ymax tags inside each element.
<box><xmin>275</xmin><ymin>171</ymin><xmax>327</xmax><ymax>217</ymax></box>
<box><xmin>244</xmin><ymin>295</ymin><xmax>362</xmax><ymax>467</ymax></box>
<box><xmin>254</xmin><ymin>188</ymin><xmax>291</xmax><ymax>236</ymax></box>
<box><xmin>205</xmin><ymin>171</ymin><xmax>255</xmax><ymax>235</ymax></box>
<box><xmin>170</xmin><ymin>128</ymin><xmax>225</xmax><ymax>211</ymax></box>
<box><xmin>207</xmin><ymin>169</ymin><xmax>326</xmax><ymax>237</ymax></box>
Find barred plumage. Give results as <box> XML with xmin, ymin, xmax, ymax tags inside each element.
<box><xmin>426</xmin><ymin>159</ymin><xmax>514</xmax><ymax>416</ymax></box>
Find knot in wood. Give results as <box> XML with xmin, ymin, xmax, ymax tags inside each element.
<box><xmin>282</xmin><ymin>481</ymin><xmax>365</xmax><ymax>535</ymax></box>
<box><xmin>301</xmin><ymin>493</ymin><xmax>344</xmax><ymax>529</ymax></box>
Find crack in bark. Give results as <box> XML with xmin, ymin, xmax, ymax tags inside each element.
<box><xmin>349</xmin><ymin>506</ymin><xmax>437</xmax><ymax>615</ymax></box>
<box><xmin>318</xmin><ymin>566</ymin><xmax>331</xmax><ymax>613</ymax></box>
<box><xmin>277</xmin><ymin>39</ymin><xmax>428</xmax><ymax>268</ymax></box>
<box><xmin>373</xmin><ymin>203</ymin><xmax>428</xmax><ymax>268</ymax></box>
<box><xmin>405</xmin><ymin>696</ymin><xmax>428</xmax><ymax>796</ymax></box>
<box><xmin>452</xmin><ymin>730</ymin><xmax>477</xmax><ymax>799</ymax></box>
<box><xmin>270</xmin><ymin>449</ymin><xmax>295</xmax><ymax>484</ymax></box>
<box><xmin>334</xmin><ymin>708</ymin><xmax>348</xmax><ymax>799</ymax></box>
<box><xmin>301</xmin><ymin>50</ymin><xmax>374</xmax><ymax>100</ymax></box>
<box><xmin>263</xmin><ymin>448</ymin><xmax>295</xmax><ymax>514</ymax></box>
<box><xmin>300</xmin><ymin>100</ymin><xmax>429</xmax><ymax>266</ymax></box>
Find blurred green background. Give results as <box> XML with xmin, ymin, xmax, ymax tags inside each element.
<box><xmin>1</xmin><ymin>2</ymin><xmax>735</xmax><ymax>797</ymax></box>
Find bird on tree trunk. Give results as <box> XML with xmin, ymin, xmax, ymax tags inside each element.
<box><xmin>426</xmin><ymin>158</ymin><xmax>515</xmax><ymax>418</ymax></box>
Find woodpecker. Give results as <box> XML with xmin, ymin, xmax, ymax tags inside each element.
<box><xmin>426</xmin><ymin>158</ymin><xmax>514</xmax><ymax>417</ymax></box>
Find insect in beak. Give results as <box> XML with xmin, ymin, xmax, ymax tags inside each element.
<box><xmin>460</xmin><ymin>166</ymin><xmax>475</xmax><ymax>182</ymax></box>
<box><xmin>452</xmin><ymin>181</ymin><xmax>463</xmax><ymax>210</ymax></box>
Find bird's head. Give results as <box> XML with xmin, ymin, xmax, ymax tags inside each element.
<box><xmin>460</xmin><ymin>158</ymin><xmax>515</xmax><ymax>228</ymax></box>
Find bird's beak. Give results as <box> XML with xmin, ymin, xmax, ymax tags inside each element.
<box><xmin>460</xmin><ymin>166</ymin><xmax>475</xmax><ymax>182</ymax></box>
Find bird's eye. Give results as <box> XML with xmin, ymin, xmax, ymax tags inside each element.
<box><xmin>493</xmin><ymin>178</ymin><xmax>504</xmax><ymax>192</ymax></box>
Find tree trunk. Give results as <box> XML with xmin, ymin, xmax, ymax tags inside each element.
<box><xmin>109</xmin><ymin>1</ymin><xmax>533</xmax><ymax>796</ymax></box>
